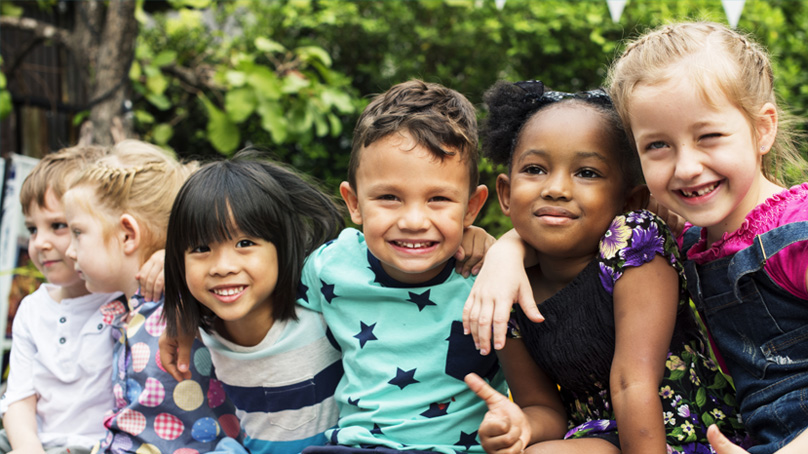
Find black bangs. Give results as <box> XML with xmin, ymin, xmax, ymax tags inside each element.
<box><xmin>171</xmin><ymin>161</ymin><xmax>283</xmax><ymax>252</ymax></box>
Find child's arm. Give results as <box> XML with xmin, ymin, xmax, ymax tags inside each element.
<box><xmin>454</xmin><ymin>225</ymin><xmax>495</xmax><ymax>278</ymax></box>
<box><xmin>137</xmin><ymin>249</ymin><xmax>165</xmax><ymax>302</ymax></box>
<box><xmin>2</xmin><ymin>396</ymin><xmax>47</xmax><ymax>454</ymax></box>
<box><xmin>159</xmin><ymin>329</ymin><xmax>195</xmax><ymax>381</ymax></box>
<box><xmin>610</xmin><ymin>254</ymin><xmax>679</xmax><ymax>454</ymax></box>
<box><xmin>462</xmin><ymin>229</ymin><xmax>543</xmax><ymax>355</ymax></box>
<box><xmin>466</xmin><ymin>339</ymin><xmax>567</xmax><ymax>453</ymax></box>
<box><xmin>709</xmin><ymin>424</ymin><xmax>808</xmax><ymax>454</ymax></box>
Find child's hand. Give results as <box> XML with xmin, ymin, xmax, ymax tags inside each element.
<box><xmin>159</xmin><ymin>330</ymin><xmax>194</xmax><ymax>382</ymax></box>
<box><xmin>707</xmin><ymin>425</ymin><xmax>749</xmax><ymax>454</ymax></box>
<box><xmin>645</xmin><ymin>196</ymin><xmax>685</xmax><ymax>238</ymax></box>
<box><xmin>462</xmin><ymin>231</ymin><xmax>542</xmax><ymax>355</ymax></box>
<box><xmin>454</xmin><ymin>225</ymin><xmax>495</xmax><ymax>278</ymax></box>
<box><xmin>465</xmin><ymin>373</ymin><xmax>531</xmax><ymax>454</ymax></box>
<box><xmin>137</xmin><ymin>249</ymin><xmax>165</xmax><ymax>302</ymax></box>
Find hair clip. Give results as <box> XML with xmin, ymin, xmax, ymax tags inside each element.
<box><xmin>514</xmin><ymin>80</ymin><xmax>546</xmax><ymax>104</ymax></box>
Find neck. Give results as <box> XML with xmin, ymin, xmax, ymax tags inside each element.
<box><xmin>534</xmin><ymin>253</ymin><xmax>594</xmax><ymax>295</ymax></box>
<box><xmin>218</xmin><ymin>316</ymin><xmax>274</xmax><ymax>347</ymax></box>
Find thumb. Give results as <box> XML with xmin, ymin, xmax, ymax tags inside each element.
<box><xmin>707</xmin><ymin>425</ymin><xmax>747</xmax><ymax>454</ymax></box>
<box><xmin>465</xmin><ymin>373</ymin><xmax>509</xmax><ymax>410</ymax></box>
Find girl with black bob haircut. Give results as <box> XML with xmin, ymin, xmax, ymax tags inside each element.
<box><xmin>162</xmin><ymin>149</ymin><xmax>345</xmax><ymax>454</ymax></box>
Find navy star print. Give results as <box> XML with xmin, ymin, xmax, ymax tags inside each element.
<box><xmin>347</xmin><ymin>396</ymin><xmax>361</xmax><ymax>406</ymax></box>
<box><xmin>353</xmin><ymin>321</ymin><xmax>378</xmax><ymax>348</ymax></box>
<box><xmin>456</xmin><ymin>430</ymin><xmax>479</xmax><ymax>449</ymax></box>
<box><xmin>296</xmin><ymin>282</ymin><xmax>309</xmax><ymax>303</ymax></box>
<box><xmin>420</xmin><ymin>401</ymin><xmax>450</xmax><ymax>418</ymax></box>
<box><xmin>388</xmin><ymin>367</ymin><xmax>419</xmax><ymax>390</ymax></box>
<box><xmin>371</xmin><ymin>424</ymin><xmax>383</xmax><ymax>435</ymax></box>
<box><xmin>320</xmin><ymin>279</ymin><xmax>337</xmax><ymax>303</ymax></box>
<box><xmin>407</xmin><ymin>290</ymin><xmax>437</xmax><ymax>311</ymax></box>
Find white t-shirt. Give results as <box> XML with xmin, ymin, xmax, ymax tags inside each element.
<box><xmin>0</xmin><ymin>284</ymin><xmax>121</xmax><ymax>448</ymax></box>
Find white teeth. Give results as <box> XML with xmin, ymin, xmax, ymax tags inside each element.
<box><xmin>395</xmin><ymin>241</ymin><xmax>432</xmax><ymax>249</ymax></box>
<box><xmin>682</xmin><ymin>182</ymin><xmax>718</xmax><ymax>197</ymax></box>
<box><xmin>213</xmin><ymin>286</ymin><xmax>244</xmax><ymax>296</ymax></box>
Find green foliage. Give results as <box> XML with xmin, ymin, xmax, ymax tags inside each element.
<box><xmin>0</xmin><ymin>55</ymin><xmax>11</xmax><ymax>120</ymax></box>
<box><xmin>129</xmin><ymin>0</ymin><xmax>808</xmax><ymax>236</ymax></box>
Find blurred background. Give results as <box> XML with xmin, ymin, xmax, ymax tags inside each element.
<box><xmin>2</xmin><ymin>0</ymin><xmax>808</xmax><ymax>238</ymax></box>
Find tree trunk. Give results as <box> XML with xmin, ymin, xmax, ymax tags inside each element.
<box><xmin>83</xmin><ymin>0</ymin><xmax>138</xmax><ymax>145</ymax></box>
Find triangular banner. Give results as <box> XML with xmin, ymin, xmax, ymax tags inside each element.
<box><xmin>722</xmin><ymin>0</ymin><xmax>746</xmax><ymax>28</ymax></box>
<box><xmin>606</xmin><ymin>0</ymin><xmax>628</xmax><ymax>23</ymax></box>
<box><xmin>495</xmin><ymin>0</ymin><xmax>506</xmax><ymax>10</ymax></box>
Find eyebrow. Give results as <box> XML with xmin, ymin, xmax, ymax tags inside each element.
<box><xmin>516</xmin><ymin>149</ymin><xmax>611</xmax><ymax>165</ymax></box>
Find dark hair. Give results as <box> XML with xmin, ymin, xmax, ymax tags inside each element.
<box><xmin>163</xmin><ymin>149</ymin><xmax>344</xmax><ymax>337</ymax></box>
<box><xmin>482</xmin><ymin>80</ymin><xmax>642</xmax><ymax>188</ymax></box>
<box><xmin>348</xmin><ymin>79</ymin><xmax>480</xmax><ymax>193</ymax></box>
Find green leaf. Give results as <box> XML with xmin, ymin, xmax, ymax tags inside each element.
<box><xmin>257</xmin><ymin>100</ymin><xmax>288</xmax><ymax>144</ymax></box>
<box><xmin>225</xmin><ymin>87</ymin><xmax>257</xmax><ymax>123</ymax></box>
<box><xmin>0</xmin><ymin>91</ymin><xmax>12</xmax><ymax>120</ymax></box>
<box><xmin>255</xmin><ymin>37</ymin><xmax>286</xmax><ymax>53</ymax></box>
<box><xmin>327</xmin><ymin>112</ymin><xmax>343</xmax><ymax>137</ymax></box>
<box><xmin>153</xmin><ymin>50</ymin><xmax>177</xmax><ymax>68</ymax></box>
<box><xmin>248</xmin><ymin>67</ymin><xmax>282</xmax><ymax>100</ymax></box>
<box><xmin>168</xmin><ymin>0</ymin><xmax>212</xmax><ymax>8</ymax></box>
<box><xmin>72</xmin><ymin>110</ymin><xmax>90</xmax><ymax>127</ymax></box>
<box><xmin>314</xmin><ymin>112</ymin><xmax>328</xmax><ymax>137</ymax></box>
<box><xmin>702</xmin><ymin>412</ymin><xmax>715</xmax><ymax>427</ymax></box>
<box><xmin>152</xmin><ymin>123</ymin><xmax>174</xmax><ymax>145</ymax></box>
<box><xmin>226</xmin><ymin>71</ymin><xmax>247</xmax><ymax>87</ymax></box>
<box><xmin>146</xmin><ymin>93</ymin><xmax>172</xmax><ymax>111</ymax></box>
<box><xmin>129</xmin><ymin>61</ymin><xmax>142</xmax><ymax>81</ymax></box>
<box><xmin>281</xmin><ymin>73</ymin><xmax>310</xmax><ymax>94</ymax></box>
<box><xmin>0</xmin><ymin>2</ymin><xmax>23</xmax><ymax>16</ymax></box>
<box><xmin>134</xmin><ymin>110</ymin><xmax>155</xmax><ymax>125</ymax></box>
<box><xmin>295</xmin><ymin>46</ymin><xmax>332</xmax><ymax>67</ymax></box>
<box><xmin>146</xmin><ymin>72</ymin><xmax>169</xmax><ymax>95</ymax></box>
<box><xmin>696</xmin><ymin>387</ymin><xmax>707</xmax><ymax>407</ymax></box>
<box><xmin>203</xmin><ymin>102</ymin><xmax>240</xmax><ymax>154</ymax></box>
<box><xmin>321</xmin><ymin>88</ymin><xmax>354</xmax><ymax>113</ymax></box>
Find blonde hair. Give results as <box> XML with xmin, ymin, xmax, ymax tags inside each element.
<box><xmin>20</xmin><ymin>145</ymin><xmax>109</xmax><ymax>215</ymax></box>
<box><xmin>69</xmin><ymin>140</ymin><xmax>197</xmax><ymax>262</ymax></box>
<box><xmin>607</xmin><ymin>21</ymin><xmax>805</xmax><ymax>184</ymax></box>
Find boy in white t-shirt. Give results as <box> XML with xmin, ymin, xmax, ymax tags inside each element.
<box><xmin>0</xmin><ymin>146</ymin><xmax>123</xmax><ymax>454</ymax></box>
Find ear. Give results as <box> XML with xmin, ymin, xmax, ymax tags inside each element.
<box><xmin>119</xmin><ymin>214</ymin><xmax>141</xmax><ymax>256</ymax></box>
<box><xmin>623</xmin><ymin>184</ymin><xmax>651</xmax><ymax>212</ymax></box>
<box><xmin>463</xmin><ymin>184</ymin><xmax>489</xmax><ymax>227</ymax></box>
<box><xmin>756</xmin><ymin>102</ymin><xmax>778</xmax><ymax>155</ymax></box>
<box><xmin>495</xmin><ymin>173</ymin><xmax>512</xmax><ymax>217</ymax></box>
<box><xmin>339</xmin><ymin>181</ymin><xmax>363</xmax><ymax>225</ymax></box>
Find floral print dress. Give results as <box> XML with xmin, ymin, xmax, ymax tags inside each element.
<box><xmin>509</xmin><ymin>210</ymin><xmax>747</xmax><ymax>453</ymax></box>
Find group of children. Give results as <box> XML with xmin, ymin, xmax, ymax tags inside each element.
<box><xmin>0</xmin><ymin>20</ymin><xmax>805</xmax><ymax>454</ymax></box>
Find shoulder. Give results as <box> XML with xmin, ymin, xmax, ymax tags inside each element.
<box><xmin>598</xmin><ymin>210</ymin><xmax>682</xmax><ymax>291</ymax></box>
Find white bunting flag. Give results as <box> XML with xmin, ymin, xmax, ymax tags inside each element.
<box><xmin>722</xmin><ymin>0</ymin><xmax>746</xmax><ymax>28</ymax></box>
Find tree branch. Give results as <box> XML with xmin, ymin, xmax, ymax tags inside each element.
<box><xmin>0</xmin><ymin>16</ymin><xmax>71</xmax><ymax>80</ymax></box>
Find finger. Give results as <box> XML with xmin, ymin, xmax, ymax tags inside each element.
<box><xmin>465</xmin><ymin>373</ymin><xmax>509</xmax><ymax>409</ymax></box>
<box><xmin>518</xmin><ymin>287</ymin><xmax>543</xmax><ymax>324</ymax></box>
<box><xmin>176</xmin><ymin>336</ymin><xmax>193</xmax><ymax>380</ymax></box>
<box><xmin>151</xmin><ymin>273</ymin><xmax>165</xmax><ymax>302</ymax></box>
<box><xmin>476</xmin><ymin>300</ymin><xmax>494</xmax><ymax>356</ymax></box>
<box><xmin>466</xmin><ymin>295</ymin><xmax>482</xmax><ymax>349</ymax></box>
<box><xmin>707</xmin><ymin>425</ymin><xmax>747</xmax><ymax>454</ymax></box>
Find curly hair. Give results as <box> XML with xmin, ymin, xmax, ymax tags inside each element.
<box><xmin>482</xmin><ymin>80</ymin><xmax>642</xmax><ymax>188</ymax></box>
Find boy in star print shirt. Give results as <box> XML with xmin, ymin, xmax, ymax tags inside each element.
<box><xmin>298</xmin><ymin>80</ymin><xmax>506</xmax><ymax>454</ymax></box>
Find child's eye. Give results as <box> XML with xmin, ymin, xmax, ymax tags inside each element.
<box><xmin>26</xmin><ymin>226</ymin><xmax>37</xmax><ymax>235</ymax></box>
<box><xmin>646</xmin><ymin>141</ymin><xmax>668</xmax><ymax>150</ymax></box>
<box><xmin>190</xmin><ymin>245</ymin><xmax>210</xmax><ymax>253</ymax></box>
<box><xmin>378</xmin><ymin>194</ymin><xmax>399</xmax><ymax>201</ymax></box>
<box><xmin>522</xmin><ymin>165</ymin><xmax>546</xmax><ymax>175</ymax></box>
<box><xmin>699</xmin><ymin>133</ymin><xmax>722</xmax><ymax>141</ymax></box>
<box><xmin>71</xmin><ymin>229</ymin><xmax>81</xmax><ymax>238</ymax></box>
<box><xmin>236</xmin><ymin>239</ymin><xmax>256</xmax><ymax>248</ymax></box>
<box><xmin>576</xmin><ymin>169</ymin><xmax>601</xmax><ymax>179</ymax></box>
<box><xmin>52</xmin><ymin>222</ymin><xmax>68</xmax><ymax>231</ymax></box>
<box><xmin>429</xmin><ymin>196</ymin><xmax>451</xmax><ymax>203</ymax></box>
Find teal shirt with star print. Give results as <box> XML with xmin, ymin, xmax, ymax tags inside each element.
<box><xmin>297</xmin><ymin>228</ymin><xmax>506</xmax><ymax>454</ymax></box>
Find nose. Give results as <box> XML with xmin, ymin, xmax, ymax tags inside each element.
<box><xmin>540</xmin><ymin>172</ymin><xmax>571</xmax><ymax>200</ymax></box>
<box><xmin>31</xmin><ymin>232</ymin><xmax>52</xmax><ymax>251</ymax></box>
<box><xmin>673</xmin><ymin>145</ymin><xmax>704</xmax><ymax>181</ymax></box>
<box><xmin>65</xmin><ymin>238</ymin><xmax>77</xmax><ymax>261</ymax></box>
<box><xmin>208</xmin><ymin>248</ymin><xmax>238</xmax><ymax>276</ymax></box>
<box><xmin>397</xmin><ymin>203</ymin><xmax>429</xmax><ymax>231</ymax></box>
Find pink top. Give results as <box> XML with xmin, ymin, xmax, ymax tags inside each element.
<box><xmin>683</xmin><ymin>183</ymin><xmax>808</xmax><ymax>300</ymax></box>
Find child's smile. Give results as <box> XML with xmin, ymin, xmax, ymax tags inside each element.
<box><xmin>341</xmin><ymin>130</ymin><xmax>487</xmax><ymax>285</ymax></box>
